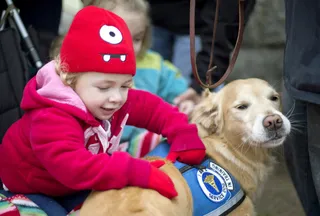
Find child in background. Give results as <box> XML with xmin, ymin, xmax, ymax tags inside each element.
<box><xmin>0</xmin><ymin>6</ymin><xmax>205</xmax><ymax>215</ymax></box>
<box><xmin>84</xmin><ymin>0</ymin><xmax>195</xmax><ymax>158</ymax></box>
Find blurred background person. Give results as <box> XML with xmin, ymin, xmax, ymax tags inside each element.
<box><xmin>147</xmin><ymin>0</ymin><xmax>256</xmax><ymax>107</ymax></box>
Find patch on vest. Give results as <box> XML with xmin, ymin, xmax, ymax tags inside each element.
<box><xmin>146</xmin><ymin>142</ymin><xmax>246</xmax><ymax>216</ymax></box>
<box><xmin>197</xmin><ymin>161</ymin><xmax>234</xmax><ymax>203</ymax></box>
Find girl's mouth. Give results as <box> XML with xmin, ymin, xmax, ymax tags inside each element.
<box><xmin>101</xmin><ymin>107</ymin><xmax>116</xmax><ymax>115</ymax></box>
<box><xmin>102</xmin><ymin>108</ymin><xmax>115</xmax><ymax>111</ymax></box>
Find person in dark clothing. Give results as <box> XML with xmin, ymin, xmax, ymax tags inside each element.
<box><xmin>0</xmin><ymin>0</ymin><xmax>62</xmax><ymax>62</ymax></box>
<box><xmin>282</xmin><ymin>1</ymin><xmax>320</xmax><ymax>215</ymax></box>
<box><xmin>147</xmin><ymin>0</ymin><xmax>256</xmax><ymax>105</ymax></box>
<box><xmin>0</xmin><ymin>0</ymin><xmax>62</xmax><ymax>142</ymax></box>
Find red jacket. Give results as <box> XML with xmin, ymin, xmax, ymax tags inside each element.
<box><xmin>0</xmin><ymin>61</ymin><xmax>204</xmax><ymax>196</ymax></box>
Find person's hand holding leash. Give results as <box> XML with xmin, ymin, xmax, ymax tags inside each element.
<box><xmin>173</xmin><ymin>88</ymin><xmax>200</xmax><ymax>107</ymax></box>
<box><xmin>178</xmin><ymin>100</ymin><xmax>195</xmax><ymax>116</ymax></box>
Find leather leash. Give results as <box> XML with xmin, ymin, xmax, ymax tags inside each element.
<box><xmin>189</xmin><ymin>0</ymin><xmax>246</xmax><ymax>89</ymax></box>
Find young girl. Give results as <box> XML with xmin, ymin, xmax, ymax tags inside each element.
<box><xmin>0</xmin><ymin>6</ymin><xmax>205</xmax><ymax>215</ymax></box>
<box><xmin>83</xmin><ymin>0</ymin><xmax>196</xmax><ymax>158</ymax></box>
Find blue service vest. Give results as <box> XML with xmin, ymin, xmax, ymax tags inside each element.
<box><xmin>147</xmin><ymin>142</ymin><xmax>246</xmax><ymax>216</ymax></box>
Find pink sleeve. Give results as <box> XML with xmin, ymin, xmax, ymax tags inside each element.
<box><xmin>30</xmin><ymin>108</ymin><xmax>151</xmax><ymax>191</ymax></box>
<box><xmin>126</xmin><ymin>89</ymin><xmax>205</xmax><ymax>152</ymax></box>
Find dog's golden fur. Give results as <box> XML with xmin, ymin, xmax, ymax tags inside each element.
<box><xmin>80</xmin><ymin>78</ymin><xmax>291</xmax><ymax>216</ymax></box>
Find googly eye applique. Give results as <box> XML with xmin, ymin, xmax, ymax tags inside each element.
<box><xmin>99</xmin><ymin>25</ymin><xmax>123</xmax><ymax>44</ymax></box>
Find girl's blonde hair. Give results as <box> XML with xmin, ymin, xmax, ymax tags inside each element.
<box><xmin>49</xmin><ymin>36</ymin><xmax>83</xmax><ymax>89</ymax></box>
<box><xmin>86</xmin><ymin>0</ymin><xmax>151</xmax><ymax>59</ymax></box>
<box><xmin>54</xmin><ymin>55</ymin><xmax>82</xmax><ymax>89</ymax></box>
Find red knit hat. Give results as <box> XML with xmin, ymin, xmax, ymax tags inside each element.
<box><xmin>60</xmin><ymin>6</ymin><xmax>136</xmax><ymax>75</ymax></box>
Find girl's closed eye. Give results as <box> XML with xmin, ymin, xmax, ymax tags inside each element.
<box><xmin>122</xmin><ymin>83</ymin><xmax>133</xmax><ymax>89</ymax></box>
<box><xmin>97</xmin><ymin>86</ymin><xmax>111</xmax><ymax>91</ymax></box>
<box><xmin>133</xmin><ymin>32</ymin><xmax>144</xmax><ymax>42</ymax></box>
<box><xmin>134</xmin><ymin>37</ymin><xmax>143</xmax><ymax>43</ymax></box>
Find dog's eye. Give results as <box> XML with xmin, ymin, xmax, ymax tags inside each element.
<box><xmin>270</xmin><ymin>95</ymin><xmax>279</xmax><ymax>101</ymax></box>
<box><xmin>236</xmin><ymin>104</ymin><xmax>248</xmax><ymax>110</ymax></box>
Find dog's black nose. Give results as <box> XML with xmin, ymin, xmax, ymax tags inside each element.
<box><xmin>263</xmin><ymin>114</ymin><xmax>283</xmax><ymax>130</ymax></box>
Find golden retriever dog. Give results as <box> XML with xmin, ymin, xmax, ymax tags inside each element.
<box><xmin>79</xmin><ymin>78</ymin><xmax>291</xmax><ymax>216</ymax></box>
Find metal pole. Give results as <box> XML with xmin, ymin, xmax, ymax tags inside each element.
<box><xmin>5</xmin><ymin>0</ymin><xmax>43</xmax><ymax>69</ymax></box>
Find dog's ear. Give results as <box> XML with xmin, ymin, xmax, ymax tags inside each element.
<box><xmin>190</xmin><ymin>92</ymin><xmax>222</xmax><ymax>136</ymax></box>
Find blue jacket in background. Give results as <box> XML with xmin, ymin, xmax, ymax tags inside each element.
<box><xmin>120</xmin><ymin>50</ymin><xmax>188</xmax><ymax>157</ymax></box>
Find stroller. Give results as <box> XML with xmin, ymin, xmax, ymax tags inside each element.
<box><xmin>0</xmin><ymin>2</ymin><xmax>85</xmax><ymax>215</ymax></box>
<box><xmin>0</xmin><ymin>0</ymin><xmax>43</xmax><ymax>143</ymax></box>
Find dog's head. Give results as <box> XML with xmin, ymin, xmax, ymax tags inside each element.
<box><xmin>191</xmin><ymin>78</ymin><xmax>291</xmax><ymax>148</ymax></box>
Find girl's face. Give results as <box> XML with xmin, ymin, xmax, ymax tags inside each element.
<box><xmin>113</xmin><ymin>7</ymin><xmax>146</xmax><ymax>56</ymax></box>
<box><xmin>74</xmin><ymin>72</ymin><xmax>133</xmax><ymax>120</ymax></box>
